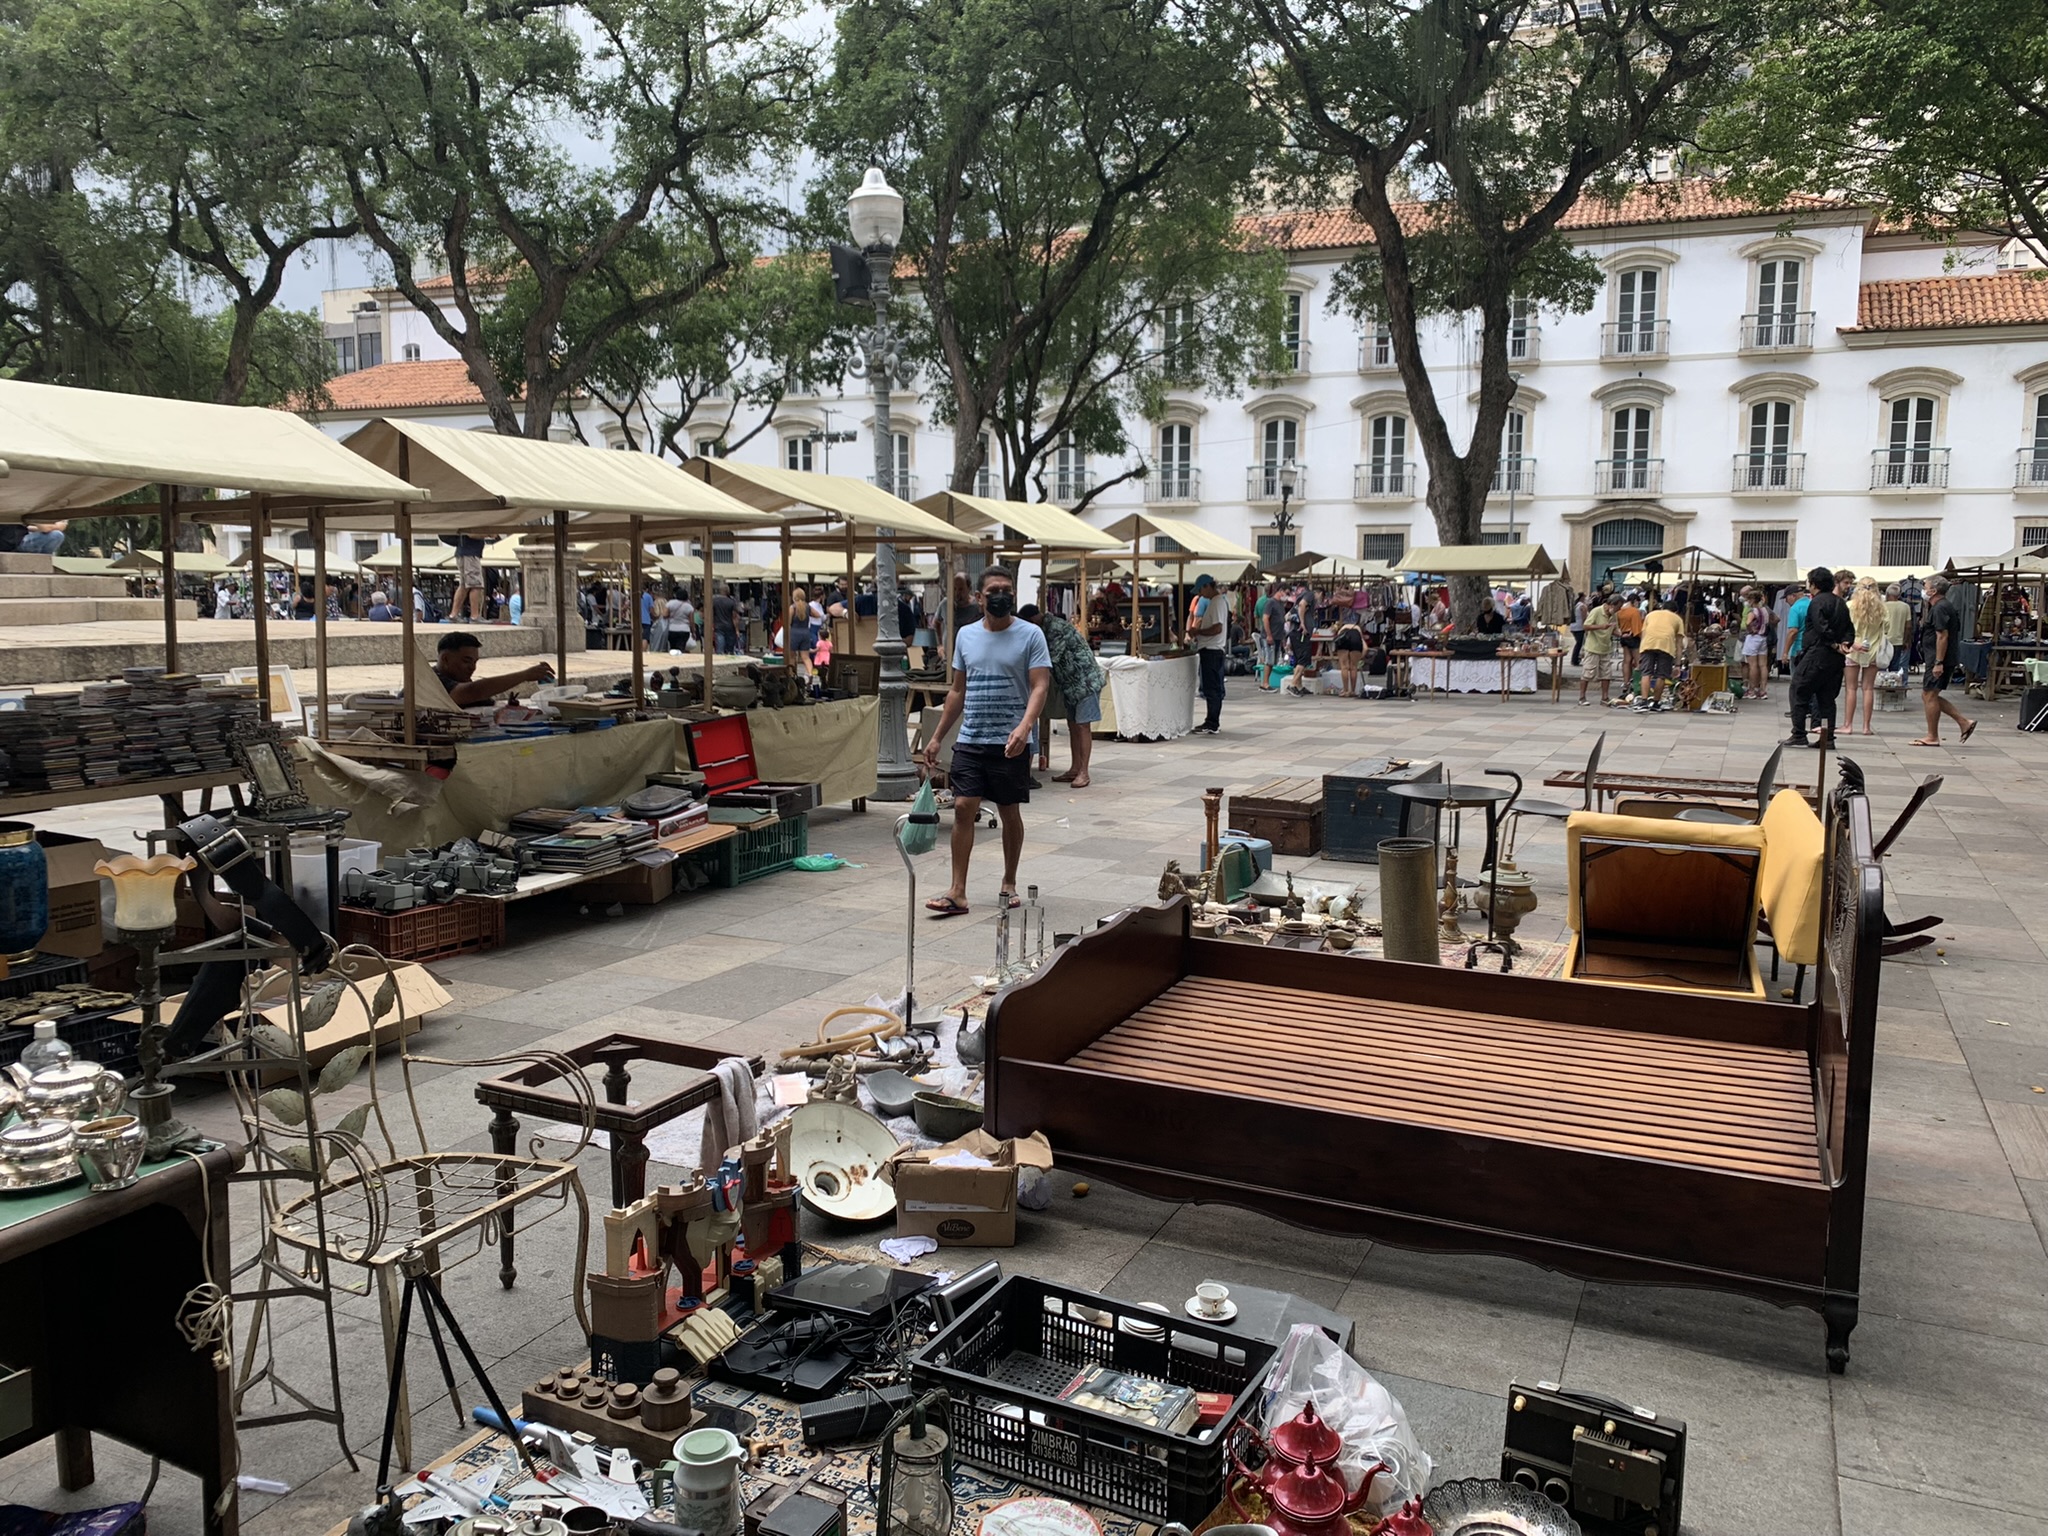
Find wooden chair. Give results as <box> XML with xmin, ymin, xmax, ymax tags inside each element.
<box><xmin>1563</xmin><ymin>808</ymin><xmax>1767</xmax><ymax>995</ymax></box>
<box><xmin>1613</xmin><ymin>744</ymin><xmax>1783</xmax><ymax>826</ymax></box>
<box><xmin>1872</xmin><ymin>773</ymin><xmax>1945</xmax><ymax>956</ymax></box>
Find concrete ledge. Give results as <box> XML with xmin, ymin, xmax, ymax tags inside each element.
<box><xmin>0</xmin><ymin>617</ymin><xmax>547</xmax><ymax>686</ymax></box>
<box><xmin>0</xmin><ymin>554</ymin><xmax>54</xmax><ymax>575</ymax></box>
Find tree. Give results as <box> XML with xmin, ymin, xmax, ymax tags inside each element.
<box><xmin>1217</xmin><ymin>0</ymin><xmax>1766</xmax><ymax>621</ymax></box>
<box><xmin>820</xmin><ymin>0</ymin><xmax>1282</xmax><ymax>503</ymax></box>
<box><xmin>577</xmin><ymin>248</ymin><xmax>862</xmax><ymax>459</ymax></box>
<box><xmin>322</xmin><ymin>0</ymin><xmax>819</xmax><ymax>438</ymax></box>
<box><xmin>1710</xmin><ymin>0</ymin><xmax>2048</xmax><ymax>261</ymax></box>
<box><xmin>1</xmin><ymin>0</ymin><xmax>355</xmax><ymax>404</ymax></box>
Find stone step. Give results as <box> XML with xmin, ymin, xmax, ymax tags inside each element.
<box><xmin>0</xmin><ymin>553</ymin><xmax>54</xmax><ymax>575</ymax></box>
<box><xmin>0</xmin><ymin>597</ymin><xmax>193</xmax><ymax>625</ymax></box>
<box><xmin>0</xmin><ymin>615</ymin><xmax>540</xmax><ymax>686</ymax></box>
<box><xmin>0</xmin><ymin>572</ymin><xmax>135</xmax><ymax>600</ymax></box>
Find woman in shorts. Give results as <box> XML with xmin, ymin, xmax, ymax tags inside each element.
<box><xmin>784</xmin><ymin>585</ymin><xmax>817</xmax><ymax>679</ymax></box>
<box><xmin>1843</xmin><ymin>577</ymin><xmax>1887</xmax><ymax>735</ymax></box>
<box><xmin>1739</xmin><ymin>586</ymin><xmax>1771</xmax><ymax>703</ymax></box>
<box><xmin>1332</xmin><ymin>616</ymin><xmax>1366</xmax><ymax>697</ymax></box>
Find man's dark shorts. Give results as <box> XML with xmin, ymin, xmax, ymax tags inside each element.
<box><xmin>950</xmin><ymin>743</ymin><xmax>1032</xmax><ymax>805</ymax></box>
<box><xmin>1923</xmin><ymin>663</ymin><xmax>1950</xmax><ymax>693</ymax></box>
<box><xmin>1639</xmin><ymin>649</ymin><xmax>1675</xmax><ymax>682</ymax></box>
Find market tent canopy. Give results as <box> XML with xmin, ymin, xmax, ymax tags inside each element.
<box><xmin>334</xmin><ymin>418</ymin><xmax>775</xmax><ymax>531</ymax></box>
<box><xmin>1047</xmin><ymin>557</ymin><xmax>1260</xmax><ymax>585</ymax></box>
<box><xmin>112</xmin><ymin>548</ymin><xmax>234</xmax><ymax>576</ymax></box>
<box><xmin>0</xmin><ymin>377</ymin><xmax>429</xmax><ymax>517</ymax></box>
<box><xmin>1608</xmin><ymin>546</ymin><xmax>1755</xmax><ymax>583</ymax></box>
<box><xmin>358</xmin><ymin>534</ymin><xmax>539</xmax><ymax>571</ymax></box>
<box><xmin>1948</xmin><ymin>546</ymin><xmax>2048</xmax><ymax>577</ymax></box>
<box><xmin>1404</xmin><ymin>543</ymin><xmax>1557</xmax><ymax>577</ymax></box>
<box><xmin>1747</xmin><ymin>560</ymin><xmax>1932</xmax><ymax>587</ymax></box>
<box><xmin>1301</xmin><ymin>555</ymin><xmax>1399</xmax><ymax>581</ymax></box>
<box><xmin>230</xmin><ymin>546</ymin><xmax>369</xmax><ymax>573</ymax></box>
<box><xmin>1097</xmin><ymin>512</ymin><xmax>1260</xmax><ymax>563</ymax></box>
<box><xmin>914</xmin><ymin>489</ymin><xmax>1122</xmax><ymax>552</ymax></box>
<box><xmin>51</xmin><ymin>556</ymin><xmax>118</xmax><ymax>575</ymax></box>
<box><xmin>684</xmin><ymin>458</ymin><xmax>966</xmax><ymax>543</ymax></box>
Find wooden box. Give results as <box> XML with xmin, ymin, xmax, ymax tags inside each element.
<box><xmin>1229</xmin><ymin>777</ymin><xmax>1325</xmax><ymax>857</ymax></box>
<box><xmin>1322</xmin><ymin>757</ymin><xmax>1443</xmax><ymax>863</ymax></box>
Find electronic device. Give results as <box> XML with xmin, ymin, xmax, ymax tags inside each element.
<box><xmin>762</xmin><ymin>1262</ymin><xmax>935</xmax><ymax>1326</ymax></box>
<box><xmin>1501</xmin><ymin>1381</ymin><xmax>1686</xmax><ymax>1536</ymax></box>
<box><xmin>799</xmin><ymin>1383</ymin><xmax>915</xmax><ymax>1447</ymax></box>
<box><xmin>925</xmin><ymin>1261</ymin><xmax>1002</xmax><ymax>1326</ymax></box>
<box><xmin>705</xmin><ymin>1315</ymin><xmax>859</xmax><ymax>1401</ymax></box>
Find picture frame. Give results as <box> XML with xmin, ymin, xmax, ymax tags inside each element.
<box><xmin>1135</xmin><ymin>596</ymin><xmax>1172</xmax><ymax>647</ymax></box>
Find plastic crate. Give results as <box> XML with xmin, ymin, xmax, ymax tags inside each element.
<box><xmin>0</xmin><ymin>1008</ymin><xmax>140</xmax><ymax>1078</ymax></box>
<box><xmin>909</xmin><ymin>1276</ymin><xmax>1276</xmax><ymax>1524</ymax></box>
<box><xmin>0</xmin><ymin>954</ymin><xmax>88</xmax><ymax>1001</ymax></box>
<box><xmin>688</xmin><ymin>816</ymin><xmax>809</xmax><ymax>889</ymax></box>
<box><xmin>335</xmin><ymin>895</ymin><xmax>506</xmax><ymax>962</ymax></box>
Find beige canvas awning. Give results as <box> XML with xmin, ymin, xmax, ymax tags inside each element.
<box><xmin>1608</xmin><ymin>546</ymin><xmax>1755</xmax><ymax>583</ymax></box>
<box><xmin>914</xmin><ymin>489</ymin><xmax>1121</xmax><ymax>552</ymax></box>
<box><xmin>0</xmin><ymin>377</ymin><xmax>428</xmax><ymax>516</ymax></box>
<box><xmin>684</xmin><ymin>458</ymin><xmax>967</xmax><ymax>543</ymax></box>
<box><xmin>331</xmin><ymin>419</ymin><xmax>775</xmax><ymax>531</ymax></box>
<box><xmin>1302</xmin><ymin>556</ymin><xmax>1399</xmax><ymax>581</ymax></box>
<box><xmin>1097</xmin><ymin>512</ymin><xmax>1260</xmax><ymax>563</ymax></box>
<box><xmin>1404</xmin><ymin>543</ymin><xmax>1557</xmax><ymax>577</ymax></box>
<box><xmin>113</xmin><ymin>548</ymin><xmax>235</xmax><ymax>576</ymax></box>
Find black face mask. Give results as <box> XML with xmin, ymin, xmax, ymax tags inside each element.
<box><xmin>983</xmin><ymin>589</ymin><xmax>1015</xmax><ymax>617</ymax></box>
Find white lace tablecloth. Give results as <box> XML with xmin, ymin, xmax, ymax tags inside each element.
<box><xmin>1415</xmin><ymin>657</ymin><xmax>1540</xmax><ymax>694</ymax></box>
<box><xmin>1104</xmin><ymin>653</ymin><xmax>1199</xmax><ymax>739</ymax></box>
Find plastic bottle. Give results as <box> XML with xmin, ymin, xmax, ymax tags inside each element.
<box><xmin>19</xmin><ymin>1020</ymin><xmax>74</xmax><ymax>1076</ymax></box>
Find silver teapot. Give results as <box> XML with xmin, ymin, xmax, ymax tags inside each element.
<box><xmin>0</xmin><ymin>1118</ymin><xmax>78</xmax><ymax>1189</ymax></box>
<box><xmin>8</xmin><ymin>1061</ymin><xmax>127</xmax><ymax>1124</ymax></box>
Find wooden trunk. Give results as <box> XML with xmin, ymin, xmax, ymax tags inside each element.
<box><xmin>987</xmin><ymin>773</ymin><xmax>1884</xmax><ymax>1373</ymax></box>
<box><xmin>1228</xmin><ymin>777</ymin><xmax>1325</xmax><ymax>857</ymax></box>
<box><xmin>1322</xmin><ymin>757</ymin><xmax>1444</xmax><ymax>863</ymax></box>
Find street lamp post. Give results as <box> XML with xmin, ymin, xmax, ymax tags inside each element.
<box><xmin>847</xmin><ymin>167</ymin><xmax>917</xmax><ymax>801</ymax></box>
<box><xmin>1505</xmin><ymin>371</ymin><xmax>1522</xmax><ymax>543</ymax></box>
<box><xmin>1275</xmin><ymin>461</ymin><xmax>1298</xmax><ymax>563</ymax></box>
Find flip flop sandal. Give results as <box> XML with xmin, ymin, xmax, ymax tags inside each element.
<box><xmin>925</xmin><ymin>896</ymin><xmax>971</xmax><ymax>918</ymax></box>
<box><xmin>1961</xmin><ymin>720</ymin><xmax>1978</xmax><ymax>742</ymax></box>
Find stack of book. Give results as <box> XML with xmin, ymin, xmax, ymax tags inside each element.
<box><xmin>0</xmin><ymin>675</ymin><xmax>261</xmax><ymax>795</ymax></box>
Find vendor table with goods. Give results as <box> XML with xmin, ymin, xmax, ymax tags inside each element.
<box><xmin>1409</xmin><ymin>652</ymin><xmax>1541</xmax><ymax>697</ymax></box>
<box><xmin>0</xmin><ymin>1145</ymin><xmax>240</xmax><ymax>1535</ymax></box>
<box><xmin>1103</xmin><ymin>653</ymin><xmax>1198</xmax><ymax>740</ymax></box>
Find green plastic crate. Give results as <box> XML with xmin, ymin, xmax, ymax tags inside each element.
<box><xmin>689</xmin><ymin>815</ymin><xmax>810</xmax><ymax>887</ymax></box>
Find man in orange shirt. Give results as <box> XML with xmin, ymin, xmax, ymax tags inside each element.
<box><xmin>1614</xmin><ymin>592</ymin><xmax>1644</xmax><ymax>685</ymax></box>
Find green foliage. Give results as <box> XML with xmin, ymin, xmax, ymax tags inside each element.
<box><xmin>1216</xmin><ymin>0</ymin><xmax>1767</xmax><ymax>590</ymax></box>
<box><xmin>577</xmin><ymin>246</ymin><xmax>862</xmax><ymax>458</ymax></box>
<box><xmin>323</xmin><ymin>0</ymin><xmax>821</xmax><ymax>436</ymax></box>
<box><xmin>1710</xmin><ymin>0</ymin><xmax>2048</xmax><ymax>259</ymax></box>
<box><xmin>820</xmin><ymin>0</ymin><xmax>1282</xmax><ymax>501</ymax></box>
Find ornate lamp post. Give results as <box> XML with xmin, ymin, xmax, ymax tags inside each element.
<box><xmin>847</xmin><ymin>167</ymin><xmax>918</xmax><ymax>801</ymax></box>
<box><xmin>1275</xmin><ymin>461</ymin><xmax>1299</xmax><ymax>562</ymax></box>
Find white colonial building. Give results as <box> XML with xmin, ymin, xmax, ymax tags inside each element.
<box><xmin>276</xmin><ymin>183</ymin><xmax>2048</xmax><ymax>591</ymax></box>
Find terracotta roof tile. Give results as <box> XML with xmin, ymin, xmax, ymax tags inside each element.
<box><xmin>311</xmin><ymin>359</ymin><xmax>485</xmax><ymax>412</ymax></box>
<box><xmin>1851</xmin><ymin>272</ymin><xmax>2048</xmax><ymax>331</ymax></box>
<box><xmin>1241</xmin><ymin>182</ymin><xmax>1843</xmax><ymax>253</ymax></box>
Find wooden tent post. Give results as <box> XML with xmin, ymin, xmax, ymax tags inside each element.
<box><xmin>252</xmin><ymin>497</ymin><xmax>273</xmax><ymax>726</ymax></box>
<box><xmin>1129</xmin><ymin>534</ymin><xmax>1142</xmax><ymax>657</ymax></box>
<box><xmin>630</xmin><ymin>514</ymin><xmax>646</xmax><ymax>705</ymax></box>
<box><xmin>702</xmin><ymin>530</ymin><xmax>716</xmax><ymax>706</ymax></box>
<box><xmin>396</xmin><ymin>438</ymin><xmax>417</xmax><ymax>746</ymax></box>
<box><xmin>845</xmin><ymin>523</ymin><xmax>858</xmax><ymax>656</ymax></box>
<box><xmin>312</xmin><ymin>509</ymin><xmax>329</xmax><ymax>739</ymax></box>
<box><xmin>158</xmin><ymin>484</ymin><xmax>179</xmax><ymax>672</ymax></box>
<box><xmin>552</xmin><ymin>510</ymin><xmax>570</xmax><ymax>686</ymax></box>
<box><xmin>780</xmin><ymin>528</ymin><xmax>792</xmax><ymax>659</ymax></box>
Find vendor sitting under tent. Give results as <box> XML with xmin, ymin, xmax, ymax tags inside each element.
<box><xmin>432</xmin><ymin>631</ymin><xmax>557</xmax><ymax>706</ymax></box>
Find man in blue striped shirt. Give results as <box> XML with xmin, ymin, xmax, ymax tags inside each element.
<box><xmin>919</xmin><ymin>565</ymin><xmax>1051</xmax><ymax>918</ymax></box>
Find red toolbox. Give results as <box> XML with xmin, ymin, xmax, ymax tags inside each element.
<box><xmin>681</xmin><ymin>715</ymin><xmax>822</xmax><ymax>819</ymax></box>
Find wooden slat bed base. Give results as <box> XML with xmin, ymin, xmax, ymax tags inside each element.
<box><xmin>1070</xmin><ymin>977</ymin><xmax>1824</xmax><ymax>1183</ymax></box>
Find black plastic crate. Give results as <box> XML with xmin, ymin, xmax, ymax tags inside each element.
<box><xmin>0</xmin><ymin>1007</ymin><xmax>140</xmax><ymax>1079</ymax></box>
<box><xmin>909</xmin><ymin>1276</ymin><xmax>1276</xmax><ymax>1523</ymax></box>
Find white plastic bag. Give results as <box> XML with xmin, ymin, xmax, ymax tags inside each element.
<box><xmin>1261</xmin><ymin>1323</ymin><xmax>1432</xmax><ymax>1517</ymax></box>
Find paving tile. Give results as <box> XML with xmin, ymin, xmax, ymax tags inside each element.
<box><xmin>1838</xmin><ymin>1477</ymin><xmax>2046</xmax><ymax>1536</ymax></box>
<box><xmin>644</xmin><ymin>962</ymin><xmax>851</xmax><ymax>1020</ymax></box>
<box><xmin>1562</xmin><ymin>1324</ymin><xmax>1841</xmax><ymax>1536</ymax></box>
<box><xmin>1858</xmin><ymin>1198</ymin><xmax>2048</xmax><ymax>1343</ymax></box>
<box><xmin>1338</xmin><ymin>1248</ymin><xmax>1580</xmax><ymax>1396</ymax></box>
<box><xmin>1106</xmin><ymin>1237</ymin><xmax>1349</xmax><ymax>1312</ymax></box>
<box><xmin>1152</xmin><ymin>1202</ymin><xmax>1370</xmax><ymax>1282</ymax></box>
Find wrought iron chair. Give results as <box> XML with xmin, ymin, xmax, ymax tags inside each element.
<box><xmin>243</xmin><ymin>947</ymin><xmax>595</xmax><ymax>1471</ymax></box>
<box><xmin>1497</xmin><ymin>731</ymin><xmax>1602</xmax><ymax>860</ymax></box>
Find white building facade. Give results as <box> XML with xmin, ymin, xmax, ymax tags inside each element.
<box><xmin>287</xmin><ymin>185</ymin><xmax>2048</xmax><ymax>590</ymax></box>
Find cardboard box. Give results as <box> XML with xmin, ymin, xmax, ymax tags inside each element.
<box><xmin>886</xmin><ymin>1130</ymin><xmax>1053</xmax><ymax>1247</ymax></box>
<box><xmin>36</xmin><ymin>833</ymin><xmax>110</xmax><ymax>959</ymax></box>
<box><xmin>579</xmin><ymin>851</ymin><xmax>677</xmax><ymax>906</ymax></box>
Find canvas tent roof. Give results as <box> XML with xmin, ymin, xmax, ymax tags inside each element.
<box><xmin>1404</xmin><ymin>543</ymin><xmax>1557</xmax><ymax>577</ymax></box>
<box><xmin>1608</xmin><ymin>546</ymin><xmax>1755</xmax><ymax>582</ymax></box>
<box><xmin>1097</xmin><ymin>512</ymin><xmax>1260</xmax><ymax>563</ymax></box>
<box><xmin>112</xmin><ymin>548</ymin><xmax>234</xmax><ymax>575</ymax></box>
<box><xmin>914</xmin><ymin>490</ymin><xmax>1122</xmax><ymax>552</ymax></box>
<box><xmin>332</xmin><ymin>419</ymin><xmax>774</xmax><ymax>532</ymax></box>
<box><xmin>1301</xmin><ymin>555</ymin><xmax>1399</xmax><ymax>581</ymax></box>
<box><xmin>0</xmin><ymin>378</ymin><xmax>428</xmax><ymax>517</ymax></box>
<box><xmin>684</xmin><ymin>459</ymin><xmax>966</xmax><ymax>543</ymax></box>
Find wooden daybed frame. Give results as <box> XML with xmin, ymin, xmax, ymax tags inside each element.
<box><xmin>986</xmin><ymin>771</ymin><xmax>1884</xmax><ymax>1371</ymax></box>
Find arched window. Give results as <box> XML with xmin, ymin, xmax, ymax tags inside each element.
<box><xmin>1252</xmin><ymin>417</ymin><xmax>1301</xmax><ymax>500</ymax></box>
<box><xmin>2022</xmin><ymin>393</ymin><xmax>2048</xmax><ymax>488</ymax></box>
<box><xmin>784</xmin><ymin>434</ymin><xmax>814</xmax><ymax>473</ymax></box>
<box><xmin>1591</xmin><ymin>517</ymin><xmax>1664</xmax><ymax>588</ymax></box>
<box><xmin>1154</xmin><ymin>422</ymin><xmax>1196</xmax><ymax>501</ymax></box>
<box><xmin>1750</xmin><ymin>258</ymin><xmax>1805</xmax><ymax>348</ymax></box>
<box><xmin>1605</xmin><ymin>268</ymin><xmax>1667</xmax><ymax>357</ymax></box>
<box><xmin>1879</xmin><ymin>396</ymin><xmax>1941</xmax><ymax>488</ymax></box>
<box><xmin>1600</xmin><ymin>405</ymin><xmax>1660</xmax><ymax>494</ymax></box>
<box><xmin>1052</xmin><ymin>433</ymin><xmax>1087</xmax><ymax>503</ymax></box>
<box><xmin>1364</xmin><ymin>414</ymin><xmax>1409</xmax><ymax>496</ymax></box>
<box><xmin>1740</xmin><ymin>400</ymin><xmax>1799</xmax><ymax>490</ymax></box>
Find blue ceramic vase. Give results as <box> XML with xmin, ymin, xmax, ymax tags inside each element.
<box><xmin>0</xmin><ymin>824</ymin><xmax>48</xmax><ymax>965</ymax></box>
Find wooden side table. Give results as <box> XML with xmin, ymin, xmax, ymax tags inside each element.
<box><xmin>475</xmin><ymin>1036</ymin><xmax>763</xmax><ymax>1286</ymax></box>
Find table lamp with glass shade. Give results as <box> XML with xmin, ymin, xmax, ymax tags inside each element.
<box><xmin>96</xmin><ymin>854</ymin><xmax>199</xmax><ymax>1156</ymax></box>
<box><xmin>877</xmin><ymin>1391</ymin><xmax>954</xmax><ymax>1536</ymax></box>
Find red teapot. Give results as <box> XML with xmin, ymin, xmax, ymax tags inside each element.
<box><xmin>1228</xmin><ymin>1401</ymin><xmax>1386</xmax><ymax>1536</ymax></box>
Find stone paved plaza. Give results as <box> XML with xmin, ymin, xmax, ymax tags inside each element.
<box><xmin>12</xmin><ymin>675</ymin><xmax>2048</xmax><ymax>1535</ymax></box>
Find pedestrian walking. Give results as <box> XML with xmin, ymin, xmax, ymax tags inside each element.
<box><xmin>1187</xmin><ymin>573</ymin><xmax>1229</xmax><ymax>732</ymax></box>
<box><xmin>922</xmin><ymin>566</ymin><xmax>1051</xmax><ymax>918</ymax></box>
<box><xmin>1910</xmin><ymin>575</ymin><xmax>1978</xmax><ymax>747</ymax></box>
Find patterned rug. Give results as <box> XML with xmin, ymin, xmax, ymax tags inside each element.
<box><xmin>1213</xmin><ymin>924</ymin><xmax>1572</xmax><ymax>980</ymax></box>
